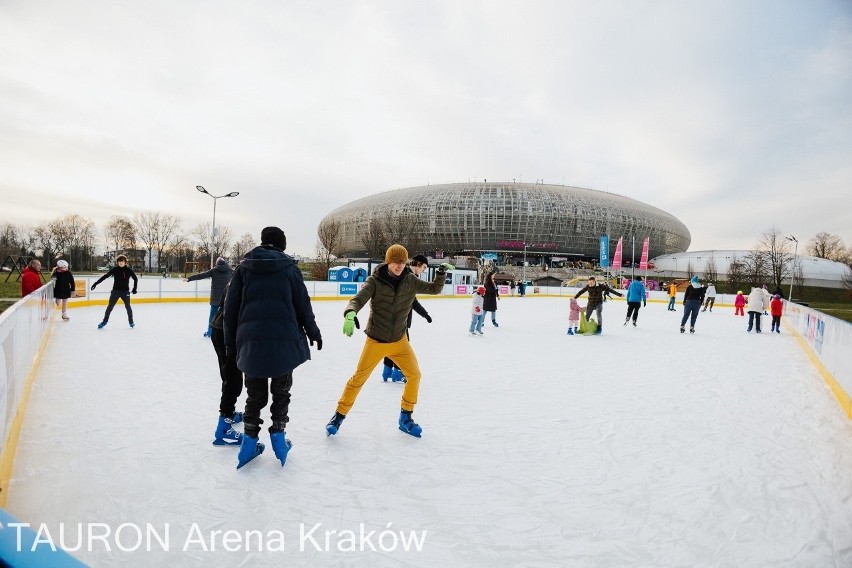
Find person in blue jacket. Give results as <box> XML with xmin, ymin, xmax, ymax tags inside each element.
<box><xmin>184</xmin><ymin>257</ymin><xmax>233</xmax><ymax>337</ymax></box>
<box><xmin>624</xmin><ymin>276</ymin><xmax>647</xmax><ymax>327</ymax></box>
<box><xmin>224</xmin><ymin>226</ymin><xmax>322</xmax><ymax>469</ymax></box>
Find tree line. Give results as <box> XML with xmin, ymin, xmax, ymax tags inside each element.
<box><xmin>0</xmin><ymin>213</ymin><xmax>258</xmax><ymax>273</ymax></box>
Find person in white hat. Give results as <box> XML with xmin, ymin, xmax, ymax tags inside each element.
<box><xmin>51</xmin><ymin>260</ymin><xmax>75</xmax><ymax>321</ymax></box>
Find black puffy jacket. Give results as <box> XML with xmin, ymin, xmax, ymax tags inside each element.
<box><xmin>223</xmin><ymin>245</ymin><xmax>321</xmax><ymax>378</ymax></box>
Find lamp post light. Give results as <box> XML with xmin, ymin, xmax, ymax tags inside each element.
<box><xmin>785</xmin><ymin>235</ymin><xmax>798</xmax><ymax>300</ymax></box>
<box><xmin>196</xmin><ymin>186</ymin><xmax>239</xmax><ymax>269</ymax></box>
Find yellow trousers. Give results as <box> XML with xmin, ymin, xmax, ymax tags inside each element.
<box><xmin>336</xmin><ymin>336</ymin><xmax>422</xmax><ymax>414</ymax></box>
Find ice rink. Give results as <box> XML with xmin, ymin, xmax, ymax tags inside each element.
<box><xmin>7</xmin><ymin>296</ymin><xmax>852</xmax><ymax>567</ymax></box>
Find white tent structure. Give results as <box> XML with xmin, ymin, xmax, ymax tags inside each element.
<box><xmin>651</xmin><ymin>250</ymin><xmax>850</xmax><ymax>288</ymax></box>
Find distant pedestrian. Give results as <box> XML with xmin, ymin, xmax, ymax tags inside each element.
<box><xmin>21</xmin><ymin>259</ymin><xmax>42</xmax><ymax>297</ymax></box>
<box><xmin>702</xmin><ymin>282</ymin><xmax>717</xmax><ymax>312</ymax></box>
<box><xmin>469</xmin><ymin>285</ymin><xmax>486</xmax><ymax>336</ymax></box>
<box><xmin>518</xmin><ymin>279</ymin><xmax>526</xmax><ymax>297</ymax></box>
<box><xmin>746</xmin><ymin>286</ymin><xmax>770</xmax><ymax>333</ymax></box>
<box><xmin>91</xmin><ymin>255</ymin><xmax>138</xmax><ymax>329</ymax></box>
<box><xmin>624</xmin><ymin>276</ymin><xmax>647</xmax><ymax>327</ymax></box>
<box><xmin>184</xmin><ymin>256</ymin><xmax>233</xmax><ymax>338</ymax></box>
<box><xmin>510</xmin><ymin>280</ymin><xmax>516</xmax><ymax>296</ymax></box>
<box><xmin>575</xmin><ymin>276</ymin><xmax>623</xmax><ymax>335</ymax></box>
<box><xmin>224</xmin><ymin>226</ymin><xmax>322</xmax><ymax>469</ymax></box>
<box><xmin>734</xmin><ymin>290</ymin><xmax>746</xmax><ymax>316</ymax></box>
<box><xmin>51</xmin><ymin>260</ymin><xmax>75</xmax><ymax>321</ymax></box>
<box><xmin>667</xmin><ymin>281</ymin><xmax>678</xmax><ymax>311</ymax></box>
<box><xmin>679</xmin><ymin>276</ymin><xmax>706</xmax><ymax>334</ymax></box>
<box><xmin>770</xmin><ymin>294</ymin><xmax>783</xmax><ymax>333</ymax></box>
<box><xmin>483</xmin><ymin>271</ymin><xmax>500</xmax><ymax>327</ymax></box>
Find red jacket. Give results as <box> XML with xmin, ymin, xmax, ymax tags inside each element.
<box><xmin>770</xmin><ymin>298</ymin><xmax>783</xmax><ymax>317</ymax></box>
<box><xmin>21</xmin><ymin>266</ymin><xmax>42</xmax><ymax>296</ymax></box>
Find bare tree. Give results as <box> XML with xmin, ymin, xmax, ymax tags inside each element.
<box><xmin>361</xmin><ymin>220</ymin><xmax>386</xmax><ymax>260</ymax></box>
<box><xmin>315</xmin><ymin>218</ymin><xmax>343</xmax><ymax>280</ymax></box>
<box><xmin>756</xmin><ymin>226</ymin><xmax>792</xmax><ymax>290</ymax></box>
<box><xmin>0</xmin><ymin>222</ymin><xmax>21</xmax><ymax>263</ymax></box>
<box><xmin>133</xmin><ymin>211</ymin><xmax>181</xmax><ymax>272</ymax></box>
<box><xmin>104</xmin><ymin>216</ymin><xmax>136</xmax><ymax>259</ymax></box>
<box><xmin>742</xmin><ymin>249</ymin><xmax>769</xmax><ymax>287</ymax></box>
<box><xmin>703</xmin><ymin>255</ymin><xmax>718</xmax><ymax>284</ymax></box>
<box><xmin>231</xmin><ymin>233</ymin><xmax>256</xmax><ymax>262</ymax></box>
<box><xmin>31</xmin><ymin>224</ymin><xmax>58</xmax><ymax>267</ymax></box>
<box><xmin>727</xmin><ymin>254</ymin><xmax>747</xmax><ymax>293</ymax></box>
<box><xmin>161</xmin><ymin>231</ymin><xmax>189</xmax><ymax>274</ymax></box>
<box><xmin>807</xmin><ymin>232</ymin><xmax>846</xmax><ymax>261</ymax></box>
<box><xmin>792</xmin><ymin>260</ymin><xmax>806</xmax><ymax>300</ymax></box>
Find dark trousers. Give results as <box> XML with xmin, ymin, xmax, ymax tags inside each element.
<box><xmin>771</xmin><ymin>315</ymin><xmax>781</xmax><ymax>331</ymax></box>
<box><xmin>680</xmin><ymin>300</ymin><xmax>701</xmax><ymax>328</ymax></box>
<box><xmin>103</xmin><ymin>291</ymin><xmax>133</xmax><ymax>323</ymax></box>
<box><xmin>625</xmin><ymin>302</ymin><xmax>641</xmax><ymax>323</ymax></box>
<box><xmin>211</xmin><ymin>326</ymin><xmax>243</xmax><ymax>417</ymax></box>
<box><xmin>243</xmin><ymin>373</ymin><xmax>293</xmax><ymax>437</ymax></box>
<box><xmin>748</xmin><ymin>311</ymin><xmax>763</xmax><ymax>332</ymax></box>
<box><xmin>703</xmin><ymin>297</ymin><xmax>715</xmax><ymax>310</ymax></box>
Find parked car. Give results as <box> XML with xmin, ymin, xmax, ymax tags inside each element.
<box><xmin>97</xmin><ymin>266</ymin><xmax>109</xmax><ymax>271</ymax></box>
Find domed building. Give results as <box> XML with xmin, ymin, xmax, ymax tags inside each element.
<box><xmin>319</xmin><ymin>182</ymin><xmax>691</xmax><ymax>261</ymax></box>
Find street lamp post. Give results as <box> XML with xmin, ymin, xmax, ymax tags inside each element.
<box><xmin>522</xmin><ymin>242</ymin><xmax>528</xmax><ymax>284</ymax></box>
<box><xmin>196</xmin><ymin>186</ymin><xmax>240</xmax><ymax>269</ymax></box>
<box><xmin>785</xmin><ymin>235</ymin><xmax>798</xmax><ymax>300</ymax></box>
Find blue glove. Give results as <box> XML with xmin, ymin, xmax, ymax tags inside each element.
<box><xmin>439</xmin><ymin>263</ymin><xmax>455</xmax><ymax>271</ymax></box>
<box><xmin>343</xmin><ymin>312</ymin><xmax>360</xmax><ymax>336</ymax></box>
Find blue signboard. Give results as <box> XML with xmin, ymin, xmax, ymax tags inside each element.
<box><xmin>339</xmin><ymin>283</ymin><xmax>358</xmax><ymax>295</ymax></box>
<box><xmin>599</xmin><ymin>236</ymin><xmax>610</xmax><ymax>268</ymax></box>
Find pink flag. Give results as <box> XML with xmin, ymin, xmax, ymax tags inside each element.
<box><xmin>639</xmin><ymin>237</ymin><xmax>650</xmax><ymax>270</ymax></box>
<box><xmin>612</xmin><ymin>237</ymin><xmax>623</xmax><ymax>271</ymax></box>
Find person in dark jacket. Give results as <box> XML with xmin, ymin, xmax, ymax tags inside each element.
<box><xmin>224</xmin><ymin>226</ymin><xmax>322</xmax><ymax>469</ymax></box>
<box><xmin>680</xmin><ymin>276</ymin><xmax>706</xmax><ymax>334</ymax></box>
<box><xmin>574</xmin><ymin>276</ymin><xmax>623</xmax><ymax>335</ymax></box>
<box><xmin>381</xmin><ymin>255</ymin><xmax>432</xmax><ymax>383</ymax></box>
<box><xmin>209</xmin><ymin>284</ymin><xmax>245</xmax><ymax>446</ymax></box>
<box><xmin>483</xmin><ymin>271</ymin><xmax>500</xmax><ymax>327</ymax></box>
<box><xmin>51</xmin><ymin>260</ymin><xmax>75</xmax><ymax>321</ymax></box>
<box><xmin>184</xmin><ymin>257</ymin><xmax>233</xmax><ymax>338</ymax></box>
<box><xmin>326</xmin><ymin>244</ymin><xmax>448</xmax><ymax>439</ymax></box>
<box><xmin>91</xmin><ymin>255</ymin><xmax>138</xmax><ymax>329</ymax></box>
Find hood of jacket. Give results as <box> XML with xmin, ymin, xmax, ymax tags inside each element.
<box><xmin>240</xmin><ymin>245</ymin><xmax>295</xmax><ymax>275</ymax></box>
<box><xmin>213</xmin><ymin>262</ymin><xmax>232</xmax><ymax>273</ymax></box>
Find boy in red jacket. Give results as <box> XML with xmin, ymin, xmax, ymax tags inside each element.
<box><xmin>770</xmin><ymin>294</ymin><xmax>783</xmax><ymax>333</ymax></box>
<box><xmin>21</xmin><ymin>259</ymin><xmax>42</xmax><ymax>296</ymax></box>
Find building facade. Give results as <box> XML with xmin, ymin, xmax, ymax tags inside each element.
<box><xmin>319</xmin><ymin>182</ymin><xmax>691</xmax><ymax>260</ymax></box>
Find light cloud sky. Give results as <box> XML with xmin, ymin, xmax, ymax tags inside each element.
<box><xmin>1</xmin><ymin>0</ymin><xmax>850</xmax><ymax>257</ymax></box>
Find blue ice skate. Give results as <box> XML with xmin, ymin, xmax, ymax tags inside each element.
<box><xmin>129</xmin><ymin>321</ymin><xmax>135</xmax><ymax>329</ymax></box>
<box><xmin>213</xmin><ymin>415</ymin><xmax>242</xmax><ymax>446</ymax></box>
<box><xmin>566</xmin><ymin>329</ymin><xmax>574</xmax><ymax>335</ymax></box>
<box><xmin>231</xmin><ymin>411</ymin><xmax>243</xmax><ymax>424</ymax></box>
<box><xmin>382</xmin><ymin>365</ymin><xmax>393</xmax><ymax>382</ymax></box>
<box><xmin>97</xmin><ymin>321</ymin><xmax>107</xmax><ymax>329</ymax></box>
<box><xmin>326</xmin><ymin>412</ymin><xmax>346</xmax><ymax>436</ymax></box>
<box><xmin>398</xmin><ymin>410</ymin><xmax>422</xmax><ymax>438</ymax></box>
<box><xmin>236</xmin><ymin>434</ymin><xmax>264</xmax><ymax>469</ymax></box>
<box><xmin>391</xmin><ymin>368</ymin><xmax>405</xmax><ymax>383</ymax></box>
<box><xmin>270</xmin><ymin>432</ymin><xmax>293</xmax><ymax>466</ymax></box>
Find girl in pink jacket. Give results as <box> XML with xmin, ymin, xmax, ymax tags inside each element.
<box><xmin>567</xmin><ymin>298</ymin><xmax>584</xmax><ymax>335</ymax></box>
<box><xmin>734</xmin><ymin>291</ymin><xmax>746</xmax><ymax>316</ymax></box>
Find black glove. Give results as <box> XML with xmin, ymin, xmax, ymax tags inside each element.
<box><xmin>90</xmin><ymin>284</ymin><xmax>96</xmax><ymax>290</ymax></box>
<box><xmin>424</xmin><ymin>314</ymin><xmax>432</xmax><ymax>323</ymax></box>
<box><xmin>643</xmin><ymin>300</ymin><xmax>646</xmax><ymax>307</ymax></box>
<box><xmin>132</xmin><ymin>289</ymin><xmax>137</xmax><ymax>294</ymax></box>
<box><xmin>310</xmin><ymin>337</ymin><xmax>323</xmax><ymax>351</ymax></box>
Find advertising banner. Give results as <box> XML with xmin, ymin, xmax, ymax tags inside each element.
<box><xmin>612</xmin><ymin>237</ymin><xmax>623</xmax><ymax>271</ymax></box>
<box><xmin>599</xmin><ymin>236</ymin><xmax>609</xmax><ymax>268</ymax></box>
<box><xmin>639</xmin><ymin>237</ymin><xmax>650</xmax><ymax>270</ymax></box>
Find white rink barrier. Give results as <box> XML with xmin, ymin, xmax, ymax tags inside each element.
<box><xmin>783</xmin><ymin>300</ymin><xmax>852</xmax><ymax>419</ymax></box>
<box><xmin>0</xmin><ymin>281</ymin><xmax>55</xmax><ymax>506</ymax></box>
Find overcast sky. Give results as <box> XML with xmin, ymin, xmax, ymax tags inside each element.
<box><xmin>1</xmin><ymin>0</ymin><xmax>850</xmax><ymax>258</ymax></box>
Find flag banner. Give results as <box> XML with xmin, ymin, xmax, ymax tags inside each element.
<box><xmin>639</xmin><ymin>237</ymin><xmax>650</xmax><ymax>270</ymax></box>
<box><xmin>612</xmin><ymin>237</ymin><xmax>623</xmax><ymax>271</ymax></box>
<box><xmin>599</xmin><ymin>236</ymin><xmax>610</xmax><ymax>268</ymax></box>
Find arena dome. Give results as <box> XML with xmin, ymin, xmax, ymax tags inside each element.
<box><xmin>319</xmin><ymin>182</ymin><xmax>691</xmax><ymax>259</ymax></box>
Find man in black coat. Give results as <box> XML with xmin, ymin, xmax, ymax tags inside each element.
<box><xmin>224</xmin><ymin>226</ymin><xmax>322</xmax><ymax>469</ymax></box>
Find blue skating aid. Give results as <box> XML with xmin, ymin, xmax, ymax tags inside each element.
<box><xmin>270</xmin><ymin>432</ymin><xmax>293</xmax><ymax>466</ymax></box>
<box><xmin>236</xmin><ymin>435</ymin><xmax>265</xmax><ymax>469</ymax></box>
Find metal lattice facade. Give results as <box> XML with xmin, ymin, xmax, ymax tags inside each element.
<box><xmin>319</xmin><ymin>182</ymin><xmax>691</xmax><ymax>259</ymax></box>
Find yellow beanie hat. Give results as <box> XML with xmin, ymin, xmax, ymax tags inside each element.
<box><xmin>384</xmin><ymin>244</ymin><xmax>409</xmax><ymax>264</ymax></box>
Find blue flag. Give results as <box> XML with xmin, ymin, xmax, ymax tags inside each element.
<box><xmin>599</xmin><ymin>236</ymin><xmax>610</xmax><ymax>268</ymax></box>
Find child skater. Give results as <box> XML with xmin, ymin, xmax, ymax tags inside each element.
<box><xmin>770</xmin><ymin>294</ymin><xmax>783</xmax><ymax>333</ymax></box>
<box><xmin>51</xmin><ymin>260</ymin><xmax>75</xmax><ymax>321</ymax></box>
<box><xmin>567</xmin><ymin>297</ymin><xmax>583</xmax><ymax>335</ymax></box>
<box><xmin>469</xmin><ymin>285</ymin><xmax>486</xmax><ymax>336</ymax></box>
<box><xmin>734</xmin><ymin>290</ymin><xmax>746</xmax><ymax>316</ymax></box>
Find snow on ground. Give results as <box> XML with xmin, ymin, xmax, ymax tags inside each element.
<box><xmin>7</xmin><ymin>296</ymin><xmax>852</xmax><ymax>567</ymax></box>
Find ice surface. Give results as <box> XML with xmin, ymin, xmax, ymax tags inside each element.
<box><xmin>7</xmin><ymin>297</ymin><xmax>852</xmax><ymax>567</ymax></box>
